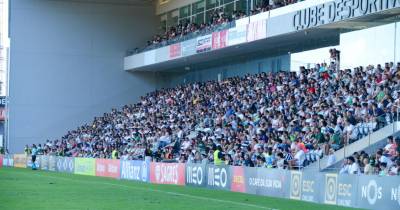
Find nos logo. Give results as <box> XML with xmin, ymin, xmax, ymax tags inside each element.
<box><xmin>361</xmin><ymin>180</ymin><xmax>382</xmax><ymax>205</ymax></box>
<box><xmin>186</xmin><ymin>166</ymin><xmax>203</xmax><ymax>185</ymax></box>
<box><xmin>57</xmin><ymin>158</ymin><xmax>73</xmax><ymax>172</ymax></box>
<box><xmin>207</xmin><ymin>167</ymin><xmax>227</xmax><ymax>188</ymax></box>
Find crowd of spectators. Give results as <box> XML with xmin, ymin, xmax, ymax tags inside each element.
<box><xmin>338</xmin><ymin>136</ymin><xmax>400</xmax><ymax>176</ymax></box>
<box><xmin>147</xmin><ymin>9</ymin><xmax>242</xmax><ymax>48</ymax></box>
<box><xmin>139</xmin><ymin>0</ymin><xmax>302</xmax><ymax>53</ymax></box>
<box><xmin>24</xmin><ymin>48</ymin><xmax>400</xmax><ymax>174</ymax></box>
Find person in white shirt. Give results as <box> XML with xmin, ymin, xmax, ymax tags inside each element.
<box><xmin>347</xmin><ymin>156</ymin><xmax>361</xmax><ymax>174</ymax></box>
<box><xmin>289</xmin><ymin>146</ymin><xmax>305</xmax><ymax>169</ymax></box>
<box><xmin>376</xmin><ymin>150</ymin><xmax>393</xmax><ymax>167</ymax></box>
<box><xmin>326</xmin><ymin>149</ymin><xmax>336</xmax><ymax>167</ymax></box>
<box><xmin>339</xmin><ymin>158</ymin><xmax>350</xmax><ymax>174</ymax></box>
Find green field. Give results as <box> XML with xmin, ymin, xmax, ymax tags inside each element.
<box><xmin>0</xmin><ymin>167</ymin><xmax>360</xmax><ymax>210</ymax></box>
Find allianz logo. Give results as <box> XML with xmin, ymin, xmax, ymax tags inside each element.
<box><xmin>186</xmin><ymin>166</ymin><xmax>203</xmax><ymax>185</ymax></box>
<box><xmin>361</xmin><ymin>180</ymin><xmax>383</xmax><ymax>205</ymax></box>
<box><xmin>207</xmin><ymin>167</ymin><xmax>227</xmax><ymax>188</ymax></box>
<box><xmin>121</xmin><ymin>162</ymin><xmax>145</xmax><ymax>181</ymax></box>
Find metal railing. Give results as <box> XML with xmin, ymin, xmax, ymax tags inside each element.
<box><xmin>315</xmin><ymin>108</ymin><xmax>400</xmax><ymax>171</ymax></box>
<box><xmin>127</xmin><ymin>22</ymin><xmax>235</xmax><ymax>56</ymax></box>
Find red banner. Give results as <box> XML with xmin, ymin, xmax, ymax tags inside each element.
<box><xmin>0</xmin><ymin>108</ymin><xmax>5</xmax><ymax>121</ymax></box>
<box><xmin>150</xmin><ymin>162</ymin><xmax>185</xmax><ymax>185</ymax></box>
<box><xmin>95</xmin><ymin>159</ymin><xmax>120</xmax><ymax>178</ymax></box>
<box><xmin>212</xmin><ymin>30</ymin><xmax>227</xmax><ymax>50</ymax></box>
<box><xmin>0</xmin><ymin>155</ymin><xmax>3</xmax><ymax>168</ymax></box>
<box><xmin>231</xmin><ymin>166</ymin><xmax>245</xmax><ymax>192</ymax></box>
<box><xmin>169</xmin><ymin>43</ymin><xmax>181</xmax><ymax>59</ymax></box>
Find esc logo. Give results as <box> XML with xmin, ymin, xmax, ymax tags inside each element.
<box><xmin>290</xmin><ymin>171</ymin><xmax>302</xmax><ymax>200</ymax></box>
<box><xmin>324</xmin><ymin>174</ymin><xmax>337</xmax><ymax>205</ymax></box>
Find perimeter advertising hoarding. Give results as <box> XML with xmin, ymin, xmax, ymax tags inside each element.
<box><xmin>252</xmin><ymin>168</ymin><xmax>289</xmax><ymax>198</ymax></box>
<box><xmin>3</xmin><ymin>154</ymin><xmax>13</xmax><ymax>167</ymax></box>
<box><xmin>247</xmin><ymin>19</ymin><xmax>267</xmax><ymax>42</ymax></box>
<box><xmin>291</xmin><ymin>170</ymin><xmax>321</xmax><ymax>203</ymax></box>
<box><xmin>206</xmin><ymin>165</ymin><xmax>231</xmax><ymax>191</ymax></box>
<box><xmin>243</xmin><ymin>167</ymin><xmax>257</xmax><ymax>195</ymax></box>
<box><xmin>196</xmin><ymin>34</ymin><xmax>212</xmax><ymax>53</ymax></box>
<box><xmin>150</xmin><ymin>162</ymin><xmax>185</xmax><ymax>185</ymax></box>
<box><xmin>95</xmin><ymin>159</ymin><xmax>121</xmax><ymax>179</ymax></box>
<box><xmin>357</xmin><ymin>175</ymin><xmax>400</xmax><ymax>210</ymax></box>
<box><xmin>56</xmin><ymin>157</ymin><xmax>74</xmax><ymax>173</ymax></box>
<box><xmin>13</xmin><ymin>154</ymin><xmax>27</xmax><ymax>168</ymax></box>
<box><xmin>227</xmin><ymin>25</ymin><xmax>247</xmax><ymax>46</ymax></box>
<box><xmin>185</xmin><ymin>163</ymin><xmax>206</xmax><ymax>187</ymax></box>
<box><xmin>169</xmin><ymin>43</ymin><xmax>181</xmax><ymax>59</ymax></box>
<box><xmin>40</xmin><ymin>155</ymin><xmax>49</xmax><ymax>170</ymax></box>
<box><xmin>0</xmin><ymin>154</ymin><xmax>3</xmax><ymax>167</ymax></box>
<box><xmin>120</xmin><ymin>160</ymin><xmax>149</xmax><ymax>182</ymax></box>
<box><xmin>48</xmin><ymin>155</ymin><xmax>56</xmax><ymax>171</ymax></box>
<box><xmin>74</xmin><ymin>158</ymin><xmax>95</xmax><ymax>176</ymax></box>
<box><xmin>211</xmin><ymin>30</ymin><xmax>227</xmax><ymax>50</ymax></box>
<box><xmin>181</xmin><ymin>39</ymin><xmax>196</xmax><ymax>57</ymax></box>
<box><xmin>231</xmin><ymin>166</ymin><xmax>246</xmax><ymax>193</ymax></box>
<box><xmin>155</xmin><ymin>46</ymin><xmax>169</xmax><ymax>63</ymax></box>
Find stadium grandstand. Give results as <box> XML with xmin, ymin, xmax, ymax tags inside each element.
<box><xmin>1</xmin><ymin>0</ymin><xmax>400</xmax><ymax>210</ymax></box>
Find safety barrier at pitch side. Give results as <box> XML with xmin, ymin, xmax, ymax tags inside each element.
<box><xmin>2</xmin><ymin>154</ymin><xmax>400</xmax><ymax>210</ymax></box>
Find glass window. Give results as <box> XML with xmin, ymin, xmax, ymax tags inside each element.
<box><xmin>253</xmin><ymin>0</ymin><xmax>265</xmax><ymax>8</ymax></box>
<box><xmin>206</xmin><ymin>9</ymin><xmax>214</xmax><ymax>24</ymax></box>
<box><xmin>192</xmin><ymin>12</ymin><xmax>205</xmax><ymax>25</ymax></box>
<box><xmin>235</xmin><ymin>0</ymin><xmax>249</xmax><ymax>14</ymax></box>
<box><xmin>179</xmin><ymin>17</ymin><xmax>191</xmax><ymax>25</ymax></box>
<box><xmin>160</xmin><ymin>20</ymin><xmax>167</xmax><ymax>32</ymax></box>
<box><xmin>167</xmin><ymin>9</ymin><xmax>179</xmax><ymax>29</ymax></box>
<box><xmin>223</xmin><ymin>2</ymin><xmax>234</xmax><ymax>18</ymax></box>
<box><xmin>180</xmin><ymin>5</ymin><xmax>191</xmax><ymax>18</ymax></box>
<box><xmin>159</xmin><ymin>14</ymin><xmax>167</xmax><ymax>32</ymax></box>
<box><xmin>223</xmin><ymin>0</ymin><xmax>234</xmax><ymax>4</ymax></box>
<box><xmin>192</xmin><ymin>0</ymin><xmax>205</xmax><ymax>14</ymax></box>
<box><xmin>206</xmin><ymin>0</ymin><xmax>220</xmax><ymax>10</ymax></box>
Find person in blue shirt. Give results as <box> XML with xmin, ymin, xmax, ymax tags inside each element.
<box><xmin>31</xmin><ymin>144</ymin><xmax>38</xmax><ymax>170</ymax></box>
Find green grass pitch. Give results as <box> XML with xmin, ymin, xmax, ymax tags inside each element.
<box><xmin>0</xmin><ymin>167</ymin><xmax>361</xmax><ymax>210</ymax></box>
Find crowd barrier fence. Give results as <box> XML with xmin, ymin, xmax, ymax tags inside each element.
<box><xmin>2</xmin><ymin>154</ymin><xmax>400</xmax><ymax>210</ymax></box>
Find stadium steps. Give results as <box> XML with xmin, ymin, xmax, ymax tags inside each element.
<box><xmin>306</xmin><ymin>122</ymin><xmax>400</xmax><ymax>172</ymax></box>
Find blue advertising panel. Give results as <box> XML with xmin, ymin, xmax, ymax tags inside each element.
<box><xmin>56</xmin><ymin>157</ymin><xmax>74</xmax><ymax>173</ymax></box>
<box><xmin>181</xmin><ymin>39</ymin><xmax>197</xmax><ymax>57</ymax></box>
<box><xmin>205</xmin><ymin>165</ymin><xmax>231</xmax><ymax>190</ymax></box>
<box><xmin>120</xmin><ymin>160</ymin><xmax>149</xmax><ymax>182</ymax></box>
<box><xmin>185</xmin><ymin>163</ymin><xmax>206</xmax><ymax>187</ymax></box>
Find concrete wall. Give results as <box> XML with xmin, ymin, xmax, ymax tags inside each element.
<box><xmin>8</xmin><ymin>0</ymin><xmax>158</xmax><ymax>152</ymax></box>
<box><xmin>157</xmin><ymin>54</ymin><xmax>290</xmax><ymax>88</ymax></box>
